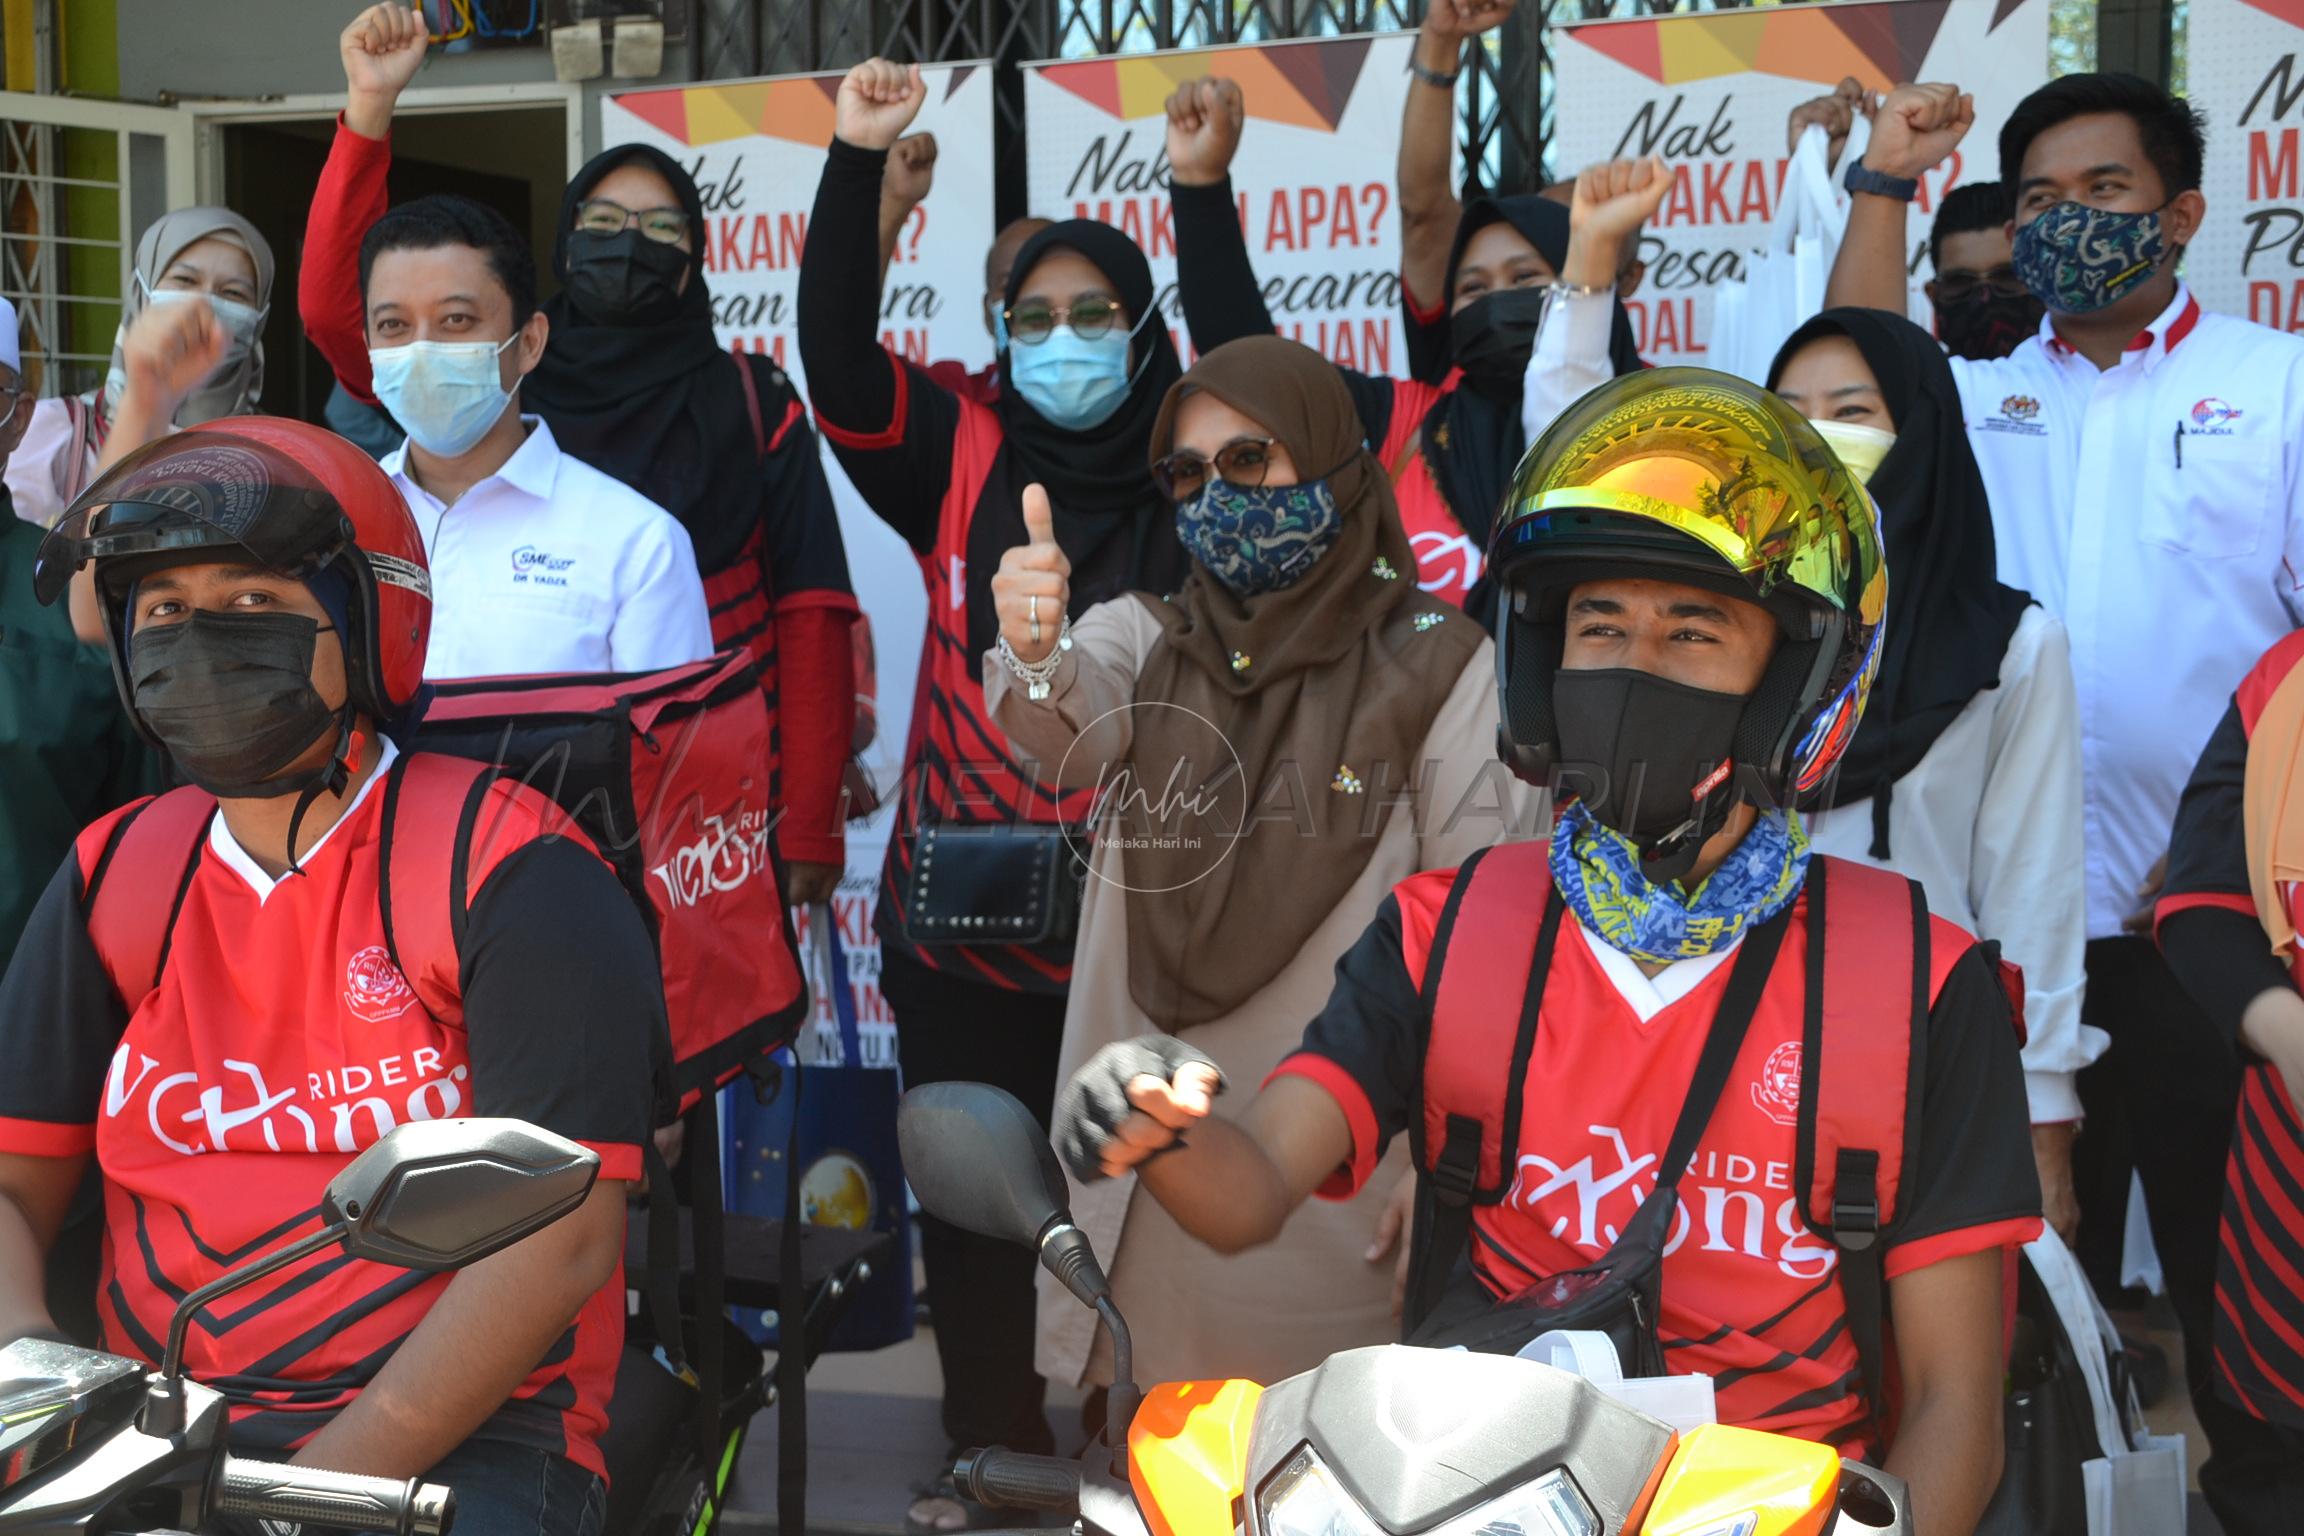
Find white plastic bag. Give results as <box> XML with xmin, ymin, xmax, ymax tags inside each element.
<box><xmin>1707</xmin><ymin>117</ymin><xmax>1868</xmax><ymax>384</ymax></box>
<box><xmin>1515</xmin><ymin>1329</ymin><xmax>1717</xmax><ymax>1433</ymax></box>
<box><xmin>2026</xmin><ymin>1231</ymin><xmax>2188</xmax><ymax>1535</ymax></box>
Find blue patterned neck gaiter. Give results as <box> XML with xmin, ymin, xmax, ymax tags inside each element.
<box><xmin>1549</xmin><ymin>798</ymin><xmax>1811</xmax><ymax>965</ymax></box>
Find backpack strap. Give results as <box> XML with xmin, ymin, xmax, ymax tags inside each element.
<box><xmin>84</xmin><ymin>788</ymin><xmax>218</xmax><ymax>1011</ymax></box>
<box><xmin>1405</xmin><ymin>839</ymin><xmax>1561</xmax><ymax>1333</ymax></box>
<box><xmin>376</xmin><ymin>752</ymin><xmax>505</xmax><ymax>1018</ymax></box>
<box><xmin>735</xmin><ymin>351</ymin><xmax>769</xmax><ymax>462</ymax></box>
<box><xmin>1797</xmin><ymin>855</ymin><xmax>1930</xmax><ymax>1435</ymax></box>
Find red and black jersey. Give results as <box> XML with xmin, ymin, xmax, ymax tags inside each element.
<box><xmin>0</xmin><ymin>750</ymin><xmax>656</xmax><ymax>1477</ymax></box>
<box><xmin>2158</xmin><ymin>628</ymin><xmax>2304</xmax><ymax>1431</ymax></box>
<box><xmin>1272</xmin><ymin>866</ymin><xmax>2040</xmax><ymax>1453</ymax></box>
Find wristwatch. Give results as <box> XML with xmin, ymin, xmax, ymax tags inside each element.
<box><xmin>1842</xmin><ymin>160</ymin><xmax>1919</xmax><ymax>202</ymax></box>
<box><xmin>1408</xmin><ymin>53</ymin><xmax>1461</xmax><ymax>89</ymax></box>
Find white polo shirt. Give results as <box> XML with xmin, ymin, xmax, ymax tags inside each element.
<box><xmin>383</xmin><ymin>415</ymin><xmax>714</xmax><ymax>682</ymax></box>
<box><xmin>1948</xmin><ymin>285</ymin><xmax>2304</xmax><ymax>940</ymax></box>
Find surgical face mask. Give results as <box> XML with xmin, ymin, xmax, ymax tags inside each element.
<box><xmin>1935</xmin><ymin>286</ymin><xmax>2044</xmax><ymax>361</ymax></box>
<box><xmin>368</xmin><ymin>334</ymin><xmax>519</xmax><ymax>459</ymax></box>
<box><xmin>1449</xmin><ymin>287</ymin><xmax>1551</xmax><ymax>383</ymax></box>
<box><xmin>145</xmin><ymin>285</ymin><xmax>266</xmax><ymax>374</ymax></box>
<box><xmin>1175</xmin><ymin>477</ymin><xmax>1344</xmax><ymax>596</ymax></box>
<box><xmin>563</xmin><ymin>228</ymin><xmax>690</xmax><ymax>326</ymax></box>
<box><xmin>1808</xmin><ymin>419</ymin><xmax>1897</xmax><ymax>486</ymax></box>
<box><xmin>986</xmin><ymin>295</ymin><xmax>1010</xmax><ymax>350</ymax></box>
<box><xmin>1009</xmin><ymin>314</ymin><xmax>1152</xmax><ymax>431</ymax></box>
<box><xmin>129</xmin><ymin>608</ymin><xmax>341</xmax><ymax>799</ymax></box>
<box><xmin>2012</xmin><ymin>201</ymin><xmax>2170</xmax><ymax>316</ymax></box>
<box><xmin>1552</xmin><ymin>667</ymin><xmax>1748</xmax><ymax>854</ymax></box>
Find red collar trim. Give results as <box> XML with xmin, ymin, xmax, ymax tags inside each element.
<box><xmin>2046</xmin><ymin>292</ymin><xmax>2202</xmax><ymax>358</ymax></box>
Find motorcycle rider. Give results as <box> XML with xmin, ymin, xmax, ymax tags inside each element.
<box><xmin>0</xmin><ymin>417</ymin><xmax>655</xmax><ymax>1536</ymax></box>
<box><xmin>1055</xmin><ymin>371</ymin><xmax>2042</xmax><ymax>1536</ymax></box>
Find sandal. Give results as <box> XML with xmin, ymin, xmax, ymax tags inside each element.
<box><xmin>905</xmin><ymin>1464</ymin><xmax>991</xmax><ymax>1536</ymax></box>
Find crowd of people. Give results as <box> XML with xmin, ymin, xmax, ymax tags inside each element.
<box><xmin>0</xmin><ymin>2</ymin><xmax>2300</xmax><ymax>1534</ymax></box>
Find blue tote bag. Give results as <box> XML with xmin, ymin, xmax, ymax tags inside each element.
<box><xmin>725</xmin><ymin>905</ymin><xmax>915</xmax><ymax>1352</ymax></box>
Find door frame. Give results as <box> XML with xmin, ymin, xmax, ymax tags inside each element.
<box><xmin>183</xmin><ymin>81</ymin><xmax>586</xmax><ymax>202</ymax></box>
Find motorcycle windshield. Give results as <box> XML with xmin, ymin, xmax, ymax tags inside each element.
<box><xmin>0</xmin><ymin>1337</ymin><xmax>144</xmax><ymax>1494</ymax></box>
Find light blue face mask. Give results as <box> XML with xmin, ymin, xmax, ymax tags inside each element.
<box><xmin>368</xmin><ymin>334</ymin><xmax>519</xmax><ymax>459</ymax></box>
<box><xmin>986</xmin><ymin>295</ymin><xmax>1009</xmax><ymax>350</ymax></box>
<box><xmin>144</xmin><ymin>286</ymin><xmax>266</xmax><ymax>369</ymax></box>
<box><xmin>1008</xmin><ymin>313</ymin><xmax>1152</xmax><ymax>432</ymax></box>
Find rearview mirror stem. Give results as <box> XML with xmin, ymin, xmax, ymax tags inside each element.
<box><xmin>1095</xmin><ymin>1295</ymin><xmax>1137</xmax><ymax>1477</ymax></box>
<box><xmin>141</xmin><ymin>1222</ymin><xmax>350</xmax><ymax>1435</ymax></box>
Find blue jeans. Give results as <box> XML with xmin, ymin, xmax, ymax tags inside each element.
<box><xmin>216</xmin><ymin>1442</ymin><xmax>603</xmax><ymax>1536</ymax></box>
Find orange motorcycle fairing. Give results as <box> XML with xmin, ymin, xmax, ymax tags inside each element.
<box><xmin>1127</xmin><ymin>1379</ymin><xmax>1265</xmax><ymax>1536</ymax></box>
<box><xmin>1637</xmin><ymin>1423</ymin><xmax>1840</xmax><ymax>1536</ymax></box>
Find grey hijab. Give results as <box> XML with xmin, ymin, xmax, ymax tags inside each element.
<box><xmin>99</xmin><ymin>206</ymin><xmax>276</xmax><ymax>426</ymax></box>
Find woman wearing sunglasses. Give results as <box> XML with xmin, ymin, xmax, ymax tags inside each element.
<box><xmin>984</xmin><ymin>333</ymin><xmax>1524</xmax><ymax>1423</ymax></box>
<box><xmin>798</xmin><ymin>60</ymin><xmax>1197</xmax><ymax>1532</ymax></box>
<box><xmin>297</xmin><ymin>3</ymin><xmax>859</xmax><ymax>907</ymax></box>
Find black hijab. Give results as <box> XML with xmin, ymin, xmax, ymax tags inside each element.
<box><xmin>1423</xmin><ymin>196</ymin><xmax>1645</xmax><ymax>609</ymax></box>
<box><xmin>1767</xmin><ymin>308</ymin><xmax>2032</xmax><ymax>855</ymax></box>
<box><xmin>966</xmin><ymin>219</ymin><xmax>1190</xmax><ymax>659</ymax></box>
<box><xmin>524</xmin><ymin>145</ymin><xmax>761</xmax><ymax>574</ymax></box>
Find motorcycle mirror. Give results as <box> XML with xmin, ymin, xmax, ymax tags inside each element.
<box><xmin>144</xmin><ymin>1119</ymin><xmax>599</xmax><ymax>1435</ymax></box>
<box><xmin>898</xmin><ymin>1082</ymin><xmax>1072</xmax><ymax>1248</ymax></box>
<box><xmin>324</xmin><ymin>1118</ymin><xmax>601</xmax><ymax>1272</ymax></box>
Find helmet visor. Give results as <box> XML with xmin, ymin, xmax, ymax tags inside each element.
<box><xmin>1502</xmin><ymin>369</ymin><xmax>1886</xmax><ymax>629</ymax></box>
<box><xmin>33</xmin><ymin>430</ymin><xmax>355</xmax><ymax>607</ymax></box>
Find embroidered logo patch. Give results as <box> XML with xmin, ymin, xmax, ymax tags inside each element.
<box><xmin>1750</xmin><ymin>1039</ymin><xmax>1803</xmax><ymax>1127</ymax></box>
<box><xmin>344</xmin><ymin>945</ymin><xmax>418</xmax><ymax>1023</ymax></box>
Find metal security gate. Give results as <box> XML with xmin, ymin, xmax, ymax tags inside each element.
<box><xmin>693</xmin><ymin>0</ymin><xmax>1760</xmax><ymax>221</ymax></box>
<box><xmin>0</xmin><ymin>90</ymin><xmax>193</xmax><ymax>399</ymax></box>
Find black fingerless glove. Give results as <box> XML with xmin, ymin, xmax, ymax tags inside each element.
<box><xmin>1053</xmin><ymin>1034</ymin><xmax>1225</xmax><ymax>1184</ymax></box>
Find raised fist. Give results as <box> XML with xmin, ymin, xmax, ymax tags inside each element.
<box><xmin>120</xmin><ymin>296</ymin><xmax>231</xmax><ymax>416</ymax></box>
<box><xmin>992</xmin><ymin>483</ymin><xmax>1071</xmax><ymax>666</ymax></box>
<box><xmin>1421</xmin><ymin>0</ymin><xmax>1518</xmax><ymax>43</ymax></box>
<box><xmin>883</xmin><ymin>132</ymin><xmax>939</xmax><ymax>211</ymax></box>
<box><xmin>1862</xmin><ymin>82</ymin><xmax>1974</xmax><ymax>183</ymax></box>
<box><xmin>1786</xmin><ymin>75</ymin><xmax>1874</xmax><ymax>165</ymax></box>
<box><xmin>836</xmin><ymin>58</ymin><xmax>928</xmax><ymax>153</ymax></box>
<box><xmin>1164</xmin><ymin>77</ymin><xmax>1245</xmax><ymax>190</ymax></box>
<box><xmin>341</xmin><ymin>4</ymin><xmax>429</xmax><ymax>115</ymax></box>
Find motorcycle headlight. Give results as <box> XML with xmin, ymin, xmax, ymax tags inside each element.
<box><xmin>1257</xmin><ymin>1447</ymin><xmax>1598</xmax><ymax>1536</ymax></box>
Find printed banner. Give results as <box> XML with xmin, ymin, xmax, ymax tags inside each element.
<box><xmin>1551</xmin><ymin>0</ymin><xmax>2049</xmax><ymax>363</ymax></box>
<box><xmin>603</xmin><ymin>67</ymin><xmax>999</xmax><ymax>1046</ymax></box>
<box><xmin>1024</xmin><ymin>32</ymin><xmax>1437</xmax><ymax>372</ymax></box>
<box><xmin>2186</xmin><ymin>0</ymin><xmax>2304</xmax><ymax>330</ymax></box>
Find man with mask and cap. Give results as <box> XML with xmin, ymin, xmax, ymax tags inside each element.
<box><xmin>1050</xmin><ymin>370</ymin><xmax>2042</xmax><ymax>1536</ymax></box>
<box><xmin>0</xmin><ymin>416</ymin><xmax>657</xmax><ymax>1535</ymax></box>
<box><xmin>1827</xmin><ymin>76</ymin><xmax>2304</xmax><ymax>1529</ymax></box>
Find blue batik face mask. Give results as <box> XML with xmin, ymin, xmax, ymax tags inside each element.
<box><xmin>1175</xmin><ymin>477</ymin><xmax>1344</xmax><ymax>596</ymax></box>
<box><xmin>1009</xmin><ymin>314</ymin><xmax>1153</xmax><ymax>431</ymax></box>
<box><xmin>2012</xmin><ymin>200</ymin><xmax>2170</xmax><ymax>316</ymax></box>
<box><xmin>368</xmin><ymin>334</ymin><xmax>519</xmax><ymax>459</ymax></box>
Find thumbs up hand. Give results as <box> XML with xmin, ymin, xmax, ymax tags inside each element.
<box><xmin>993</xmin><ymin>483</ymin><xmax>1072</xmax><ymax>666</ymax></box>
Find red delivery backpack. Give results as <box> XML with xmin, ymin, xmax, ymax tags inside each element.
<box><xmin>410</xmin><ymin>650</ymin><xmax>809</xmax><ymax>1114</ymax></box>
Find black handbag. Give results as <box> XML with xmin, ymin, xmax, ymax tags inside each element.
<box><xmin>1406</xmin><ymin>903</ymin><xmax>1796</xmax><ymax>1372</ymax></box>
<box><xmin>1976</xmin><ymin>1252</ymin><xmax>2099</xmax><ymax>1536</ymax></box>
<box><xmin>901</xmin><ymin>822</ymin><xmax>1089</xmax><ymax>947</ymax></box>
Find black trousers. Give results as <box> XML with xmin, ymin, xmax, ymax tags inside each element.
<box><xmin>2075</xmin><ymin>937</ymin><xmax>2304</xmax><ymax>1536</ymax></box>
<box><xmin>883</xmin><ymin>946</ymin><xmax>1067</xmax><ymax>1457</ymax></box>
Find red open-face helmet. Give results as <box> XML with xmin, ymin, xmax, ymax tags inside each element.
<box><xmin>33</xmin><ymin>416</ymin><xmax>431</xmax><ymax>740</ymax></box>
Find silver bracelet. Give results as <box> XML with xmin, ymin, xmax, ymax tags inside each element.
<box><xmin>997</xmin><ymin>616</ymin><xmax>1074</xmax><ymax>701</ymax></box>
<box><xmin>1549</xmin><ymin>279</ymin><xmax>1614</xmax><ymax>299</ymax></box>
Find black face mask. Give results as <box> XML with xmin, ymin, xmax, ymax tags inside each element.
<box><xmin>1934</xmin><ymin>288</ymin><xmax>2044</xmax><ymax>362</ymax></box>
<box><xmin>1552</xmin><ymin>667</ymin><xmax>1748</xmax><ymax>864</ymax></box>
<box><xmin>1450</xmin><ymin>287</ymin><xmax>1552</xmax><ymax>384</ymax></box>
<box><xmin>564</xmin><ymin>228</ymin><xmax>691</xmax><ymax>327</ymax></box>
<box><xmin>129</xmin><ymin>609</ymin><xmax>342</xmax><ymax>800</ymax></box>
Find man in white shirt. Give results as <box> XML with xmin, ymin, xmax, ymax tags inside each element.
<box><xmin>1828</xmin><ymin>72</ymin><xmax>2304</xmax><ymax>1536</ymax></box>
<box><xmin>358</xmin><ymin>194</ymin><xmax>712</xmax><ymax>680</ymax></box>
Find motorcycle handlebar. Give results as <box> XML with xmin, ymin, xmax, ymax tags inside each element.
<box><xmin>953</xmin><ymin>1448</ymin><xmax>1084</xmax><ymax>1514</ymax></box>
<box><xmin>212</xmin><ymin>1456</ymin><xmax>455</xmax><ymax>1536</ymax></box>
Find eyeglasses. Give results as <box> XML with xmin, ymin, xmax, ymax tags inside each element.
<box><xmin>1004</xmin><ymin>296</ymin><xmax>1125</xmax><ymax>345</ymax></box>
<box><xmin>0</xmin><ymin>383</ymin><xmax>27</xmax><ymax>434</ymax></box>
<box><xmin>1152</xmin><ymin>438</ymin><xmax>1277</xmax><ymax>501</ymax></box>
<box><xmin>574</xmin><ymin>198</ymin><xmax>691</xmax><ymax>245</ymax></box>
<box><xmin>1934</xmin><ymin>266</ymin><xmax>2028</xmax><ymax>303</ymax></box>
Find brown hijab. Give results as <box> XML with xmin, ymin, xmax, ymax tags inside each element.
<box><xmin>1124</xmin><ymin>337</ymin><xmax>1483</xmax><ymax>1028</ymax></box>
